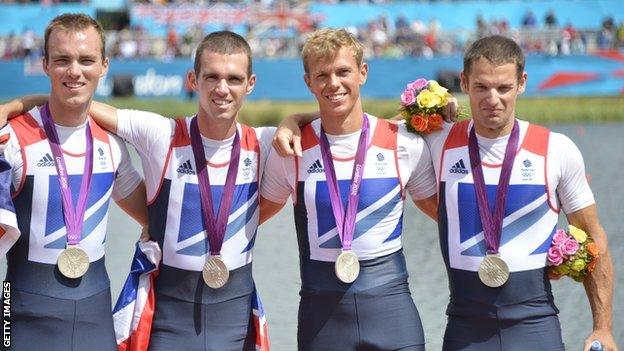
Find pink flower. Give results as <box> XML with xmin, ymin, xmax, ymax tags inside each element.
<box><xmin>547</xmin><ymin>246</ymin><xmax>564</xmax><ymax>266</ymax></box>
<box><xmin>407</xmin><ymin>78</ymin><xmax>428</xmax><ymax>93</ymax></box>
<box><xmin>400</xmin><ymin>89</ymin><xmax>416</xmax><ymax>106</ymax></box>
<box><xmin>551</xmin><ymin>229</ymin><xmax>568</xmax><ymax>245</ymax></box>
<box><xmin>561</xmin><ymin>237</ymin><xmax>580</xmax><ymax>256</ymax></box>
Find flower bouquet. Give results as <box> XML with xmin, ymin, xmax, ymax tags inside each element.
<box><xmin>399</xmin><ymin>78</ymin><xmax>453</xmax><ymax>135</ymax></box>
<box><xmin>547</xmin><ymin>225</ymin><xmax>599</xmax><ymax>282</ymax></box>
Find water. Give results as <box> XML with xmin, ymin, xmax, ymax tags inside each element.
<box><xmin>2</xmin><ymin>122</ymin><xmax>623</xmax><ymax>350</ymax></box>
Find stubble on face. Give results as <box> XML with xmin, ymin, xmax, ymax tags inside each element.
<box><xmin>461</xmin><ymin>58</ymin><xmax>526</xmax><ymax>138</ymax></box>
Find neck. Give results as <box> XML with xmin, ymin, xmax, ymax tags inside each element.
<box><xmin>319</xmin><ymin>102</ymin><xmax>364</xmax><ymax>135</ymax></box>
<box><xmin>47</xmin><ymin>98</ymin><xmax>89</xmax><ymax>127</ymax></box>
<box><xmin>196</xmin><ymin>112</ymin><xmax>237</xmax><ymax>140</ymax></box>
<box><xmin>473</xmin><ymin>120</ymin><xmax>515</xmax><ymax>139</ymax></box>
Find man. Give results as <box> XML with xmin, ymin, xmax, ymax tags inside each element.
<box><xmin>274</xmin><ymin>35</ymin><xmax>618</xmax><ymax>351</ymax></box>
<box><xmin>260</xmin><ymin>28</ymin><xmax>438</xmax><ymax>350</ymax></box>
<box><xmin>7</xmin><ymin>31</ymin><xmax>274</xmax><ymax>350</ymax></box>
<box><xmin>0</xmin><ymin>14</ymin><xmax>147</xmax><ymax>350</ymax></box>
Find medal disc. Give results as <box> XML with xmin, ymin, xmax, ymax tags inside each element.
<box><xmin>478</xmin><ymin>254</ymin><xmax>509</xmax><ymax>288</ymax></box>
<box><xmin>57</xmin><ymin>246</ymin><xmax>90</xmax><ymax>279</ymax></box>
<box><xmin>335</xmin><ymin>251</ymin><xmax>360</xmax><ymax>283</ymax></box>
<box><xmin>203</xmin><ymin>256</ymin><xmax>229</xmax><ymax>289</ymax></box>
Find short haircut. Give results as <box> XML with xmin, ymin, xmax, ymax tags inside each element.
<box><xmin>301</xmin><ymin>28</ymin><xmax>364</xmax><ymax>74</ymax></box>
<box><xmin>44</xmin><ymin>13</ymin><xmax>106</xmax><ymax>61</ymax></box>
<box><xmin>194</xmin><ymin>31</ymin><xmax>253</xmax><ymax>77</ymax></box>
<box><xmin>463</xmin><ymin>35</ymin><xmax>525</xmax><ymax>81</ymax></box>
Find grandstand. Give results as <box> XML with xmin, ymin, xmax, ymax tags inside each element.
<box><xmin>0</xmin><ymin>0</ymin><xmax>623</xmax><ymax>99</ymax></box>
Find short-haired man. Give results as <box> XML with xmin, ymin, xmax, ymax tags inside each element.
<box><xmin>0</xmin><ymin>13</ymin><xmax>147</xmax><ymax>350</ymax></box>
<box><xmin>428</xmin><ymin>34</ymin><xmax>616</xmax><ymax>351</ymax></box>
<box><xmin>274</xmin><ymin>34</ymin><xmax>618</xmax><ymax>351</ymax></box>
<box><xmin>260</xmin><ymin>28</ymin><xmax>438</xmax><ymax>350</ymax></box>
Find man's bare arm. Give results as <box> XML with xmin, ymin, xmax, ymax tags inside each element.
<box><xmin>566</xmin><ymin>204</ymin><xmax>618</xmax><ymax>351</ymax></box>
<box><xmin>115</xmin><ymin>181</ymin><xmax>149</xmax><ymax>228</ymax></box>
<box><xmin>413</xmin><ymin>194</ymin><xmax>438</xmax><ymax>221</ymax></box>
<box><xmin>0</xmin><ymin>95</ymin><xmax>48</xmax><ymax>126</ymax></box>
<box><xmin>259</xmin><ymin>196</ymin><xmax>287</xmax><ymax>225</ymax></box>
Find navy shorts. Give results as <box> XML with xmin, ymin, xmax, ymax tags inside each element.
<box><xmin>297</xmin><ymin>279</ymin><xmax>425</xmax><ymax>351</ymax></box>
<box><xmin>9</xmin><ymin>288</ymin><xmax>116</xmax><ymax>351</ymax></box>
<box><xmin>442</xmin><ymin>314</ymin><xmax>565</xmax><ymax>351</ymax></box>
<box><xmin>149</xmin><ymin>293</ymin><xmax>256</xmax><ymax>351</ymax></box>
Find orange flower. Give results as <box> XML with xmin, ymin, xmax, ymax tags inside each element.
<box><xmin>428</xmin><ymin>113</ymin><xmax>444</xmax><ymax>131</ymax></box>
<box><xmin>586</xmin><ymin>242</ymin><xmax>599</xmax><ymax>257</ymax></box>
<box><xmin>410</xmin><ymin>114</ymin><xmax>428</xmax><ymax>132</ymax></box>
<box><xmin>587</xmin><ymin>258</ymin><xmax>598</xmax><ymax>273</ymax></box>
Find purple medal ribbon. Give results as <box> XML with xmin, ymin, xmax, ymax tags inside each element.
<box><xmin>468</xmin><ymin>121</ymin><xmax>519</xmax><ymax>255</ymax></box>
<box><xmin>189</xmin><ymin>117</ymin><xmax>240</xmax><ymax>256</ymax></box>
<box><xmin>319</xmin><ymin>115</ymin><xmax>370</xmax><ymax>251</ymax></box>
<box><xmin>41</xmin><ymin>103</ymin><xmax>94</xmax><ymax>246</ymax></box>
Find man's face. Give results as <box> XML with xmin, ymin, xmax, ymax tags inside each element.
<box><xmin>304</xmin><ymin>47</ymin><xmax>367</xmax><ymax>120</ymax></box>
<box><xmin>190</xmin><ymin>50</ymin><xmax>255</xmax><ymax>124</ymax></box>
<box><xmin>461</xmin><ymin>58</ymin><xmax>527</xmax><ymax>138</ymax></box>
<box><xmin>43</xmin><ymin>27</ymin><xmax>108</xmax><ymax>109</ymax></box>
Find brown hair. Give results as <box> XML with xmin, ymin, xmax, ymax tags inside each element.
<box><xmin>194</xmin><ymin>31</ymin><xmax>253</xmax><ymax>77</ymax></box>
<box><xmin>301</xmin><ymin>28</ymin><xmax>364</xmax><ymax>74</ymax></box>
<box><xmin>463</xmin><ymin>35</ymin><xmax>525</xmax><ymax>81</ymax></box>
<box><xmin>44</xmin><ymin>13</ymin><xmax>106</xmax><ymax>61</ymax></box>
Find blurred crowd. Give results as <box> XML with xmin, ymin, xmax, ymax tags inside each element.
<box><xmin>1</xmin><ymin>7</ymin><xmax>623</xmax><ymax>60</ymax></box>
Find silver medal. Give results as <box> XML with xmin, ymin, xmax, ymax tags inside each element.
<box><xmin>202</xmin><ymin>255</ymin><xmax>229</xmax><ymax>289</ymax></box>
<box><xmin>478</xmin><ymin>254</ymin><xmax>509</xmax><ymax>288</ymax></box>
<box><xmin>335</xmin><ymin>251</ymin><xmax>360</xmax><ymax>283</ymax></box>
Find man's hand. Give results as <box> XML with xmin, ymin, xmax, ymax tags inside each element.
<box><xmin>139</xmin><ymin>227</ymin><xmax>150</xmax><ymax>242</ymax></box>
<box><xmin>443</xmin><ymin>97</ymin><xmax>458</xmax><ymax>123</ymax></box>
<box><xmin>272</xmin><ymin>114</ymin><xmax>303</xmax><ymax>157</ymax></box>
<box><xmin>584</xmin><ymin>330</ymin><xmax>618</xmax><ymax>351</ymax></box>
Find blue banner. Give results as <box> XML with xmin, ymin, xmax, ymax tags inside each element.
<box><xmin>0</xmin><ymin>53</ymin><xmax>622</xmax><ymax>101</ymax></box>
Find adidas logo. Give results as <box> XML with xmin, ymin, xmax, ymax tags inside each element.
<box><xmin>307</xmin><ymin>160</ymin><xmax>324</xmax><ymax>174</ymax></box>
<box><xmin>449</xmin><ymin>159</ymin><xmax>469</xmax><ymax>174</ymax></box>
<box><xmin>37</xmin><ymin>153</ymin><xmax>55</xmax><ymax>167</ymax></box>
<box><xmin>177</xmin><ymin>160</ymin><xmax>195</xmax><ymax>175</ymax></box>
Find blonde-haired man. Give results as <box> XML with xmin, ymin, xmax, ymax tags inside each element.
<box><xmin>260</xmin><ymin>28</ymin><xmax>438</xmax><ymax>350</ymax></box>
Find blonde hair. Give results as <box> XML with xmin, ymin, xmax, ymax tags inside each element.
<box><xmin>301</xmin><ymin>28</ymin><xmax>364</xmax><ymax>74</ymax></box>
<box><xmin>44</xmin><ymin>13</ymin><xmax>106</xmax><ymax>61</ymax></box>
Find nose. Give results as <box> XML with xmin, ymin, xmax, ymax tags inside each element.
<box><xmin>66</xmin><ymin>61</ymin><xmax>81</xmax><ymax>78</ymax></box>
<box><xmin>485</xmin><ymin>88</ymin><xmax>499</xmax><ymax>105</ymax></box>
<box><xmin>215</xmin><ymin>79</ymin><xmax>229</xmax><ymax>95</ymax></box>
<box><xmin>328</xmin><ymin>74</ymin><xmax>340</xmax><ymax>89</ymax></box>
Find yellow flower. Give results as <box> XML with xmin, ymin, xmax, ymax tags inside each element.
<box><xmin>569</xmin><ymin>225</ymin><xmax>587</xmax><ymax>243</ymax></box>
<box><xmin>571</xmin><ymin>259</ymin><xmax>586</xmax><ymax>272</ymax></box>
<box><xmin>416</xmin><ymin>89</ymin><xmax>441</xmax><ymax>109</ymax></box>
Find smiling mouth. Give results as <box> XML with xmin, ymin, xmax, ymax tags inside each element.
<box><xmin>326</xmin><ymin>93</ymin><xmax>347</xmax><ymax>102</ymax></box>
<box><xmin>63</xmin><ymin>82</ymin><xmax>86</xmax><ymax>89</ymax></box>
<box><xmin>212</xmin><ymin>99</ymin><xmax>232</xmax><ymax>107</ymax></box>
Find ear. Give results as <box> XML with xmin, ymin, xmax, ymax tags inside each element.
<box><xmin>304</xmin><ymin>73</ymin><xmax>311</xmax><ymax>90</ymax></box>
<box><xmin>100</xmin><ymin>57</ymin><xmax>109</xmax><ymax>78</ymax></box>
<box><xmin>246</xmin><ymin>73</ymin><xmax>256</xmax><ymax>95</ymax></box>
<box><xmin>517</xmin><ymin>72</ymin><xmax>528</xmax><ymax>95</ymax></box>
<box><xmin>42</xmin><ymin>57</ymin><xmax>50</xmax><ymax>77</ymax></box>
<box><xmin>187</xmin><ymin>70</ymin><xmax>198</xmax><ymax>91</ymax></box>
<box><xmin>359</xmin><ymin>62</ymin><xmax>368</xmax><ymax>85</ymax></box>
<box><xmin>460</xmin><ymin>71</ymin><xmax>469</xmax><ymax>94</ymax></box>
